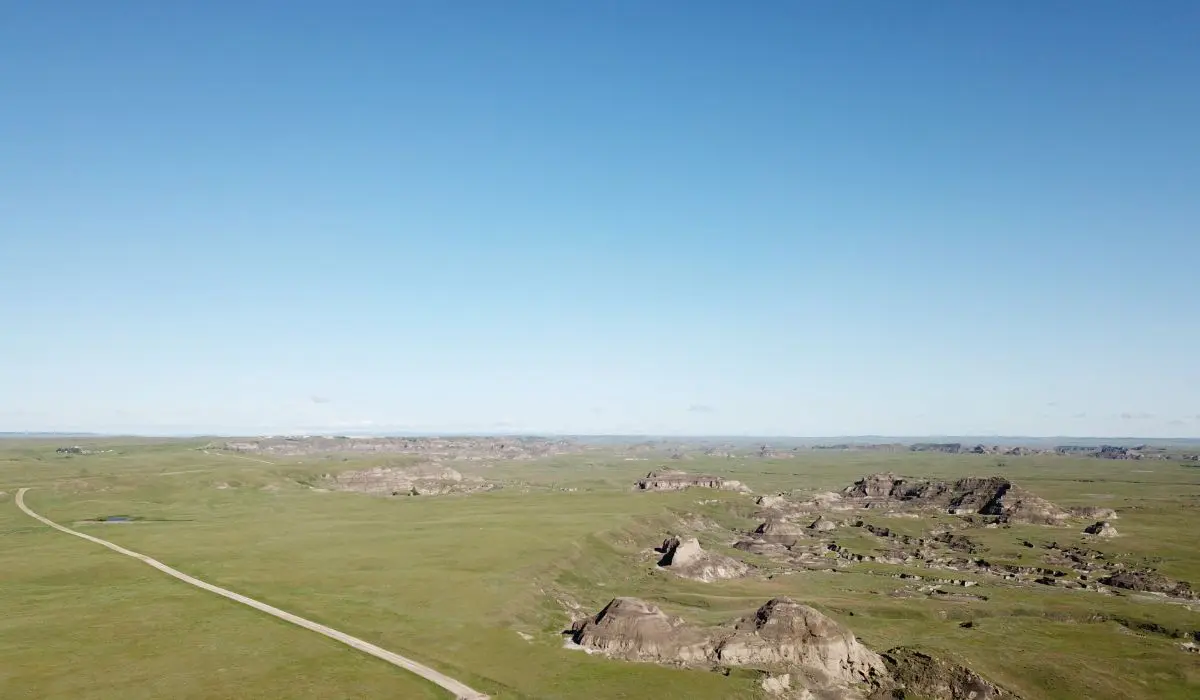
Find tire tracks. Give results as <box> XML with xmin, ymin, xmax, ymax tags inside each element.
<box><xmin>15</xmin><ymin>488</ymin><xmax>489</xmax><ymax>700</ymax></box>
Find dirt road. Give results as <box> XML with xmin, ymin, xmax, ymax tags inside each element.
<box><xmin>201</xmin><ymin>449</ymin><xmax>276</xmax><ymax>464</ymax></box>
<box><xmin>15</xmin><ymin>488</ymin><xmax>489</xmax><ymax>700</ymax></box>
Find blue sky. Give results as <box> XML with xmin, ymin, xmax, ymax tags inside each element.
<box><xmin>2</xmin><ymin>2</ymin><xmax>1198</xmax><ymax>437</ymax></box>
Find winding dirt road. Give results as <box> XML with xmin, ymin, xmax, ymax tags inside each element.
<box><xmin>15</xmin><ymin>488</ymin><xmax>489</xmax><ymax>700</ymax></box>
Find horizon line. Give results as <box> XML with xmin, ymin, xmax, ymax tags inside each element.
<box><xmin>4</xmin><ymin>430</ymin><xmax>1200</xmax><ymax>444</ymax></box>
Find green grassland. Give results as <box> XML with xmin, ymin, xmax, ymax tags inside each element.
<box><xmin>2</xmin><ymin>440</ymin><xmax>1199</xmax><ymax>699</ymax></box>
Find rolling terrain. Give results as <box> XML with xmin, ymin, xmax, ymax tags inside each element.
<box><xmin>2</xmin><ymin>438</ymin><xmax>1199</xmax><ymax>699</ymax></box>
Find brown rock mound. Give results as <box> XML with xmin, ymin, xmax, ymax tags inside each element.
<box><xmin>1083</xmin><ymin>521</ymin><xmax>1119</xmax><ymax>538</ymax></box>
<box><xmin>715</xmin><ymin>598</ymin><xmax>886</xmax><ymax>685</ymax></box>
<box><xmin>571</xmin><ymin>597</ymin><xmax>884</xmax><ymax>686</ymax></box>
<box><xmin>879</xmin><ymin>647</ymin><xmax>1020</xmax><ymax>699</ymax></box>
<box><xmin>634</xmin><ymin>469</ymin><xmax>751</xmax><ymax>493</ymax></box>
<box><xmin>656</xmin><ymin>537</ymin><xmax>750</xmax><ymax>582</ymax></box>
<box><xmin>753</xmin><ymin>520</ymin><xmax>811</xmax><ymax>544</ymax></box>
<box><xmin>570</xmin><ymin>599</ymin><xmax>1019</xmax><ymax>699</ymax></box>
<box><xmin>568</xmin><ymin>598</ymin><xmax>712</xmax><ymax>663</ymax></box>
<box><xmin>757</xmin><ymin>493</ymin><xmax>791</xmax><ymax>508</ymax></box>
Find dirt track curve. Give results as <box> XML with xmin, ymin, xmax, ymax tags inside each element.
<box><xmin>15</xmin><ymin>487</ymin><xmax>489</xmax><ymax>700</ymax></box>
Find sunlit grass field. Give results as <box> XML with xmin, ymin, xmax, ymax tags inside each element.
<box><xmin>3</xmin><ymin>439</ymin><xmax>1199</xmax><ymax>699</ymax></box>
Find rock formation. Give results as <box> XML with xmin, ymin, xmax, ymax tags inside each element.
<box><xmin>1083</xmin><ymin>521</ymin><xmax>1119</xmax><ymax>538</ymax></box>
<box><xmin>1071</xmin><ymin>506</ymin><xmax>1119</xmax><ymax>520</ymax></box>
<box><xmin>841</xmin><ymin>472</ymin><xmax>913</xmax><ymax>500</ymax></box>
<box><xmin>880</xmin><ymin>647</ymin><xmax>1020</xmax><ymax>699</ymax></box>
<box><xmin>753</xmin><ymin>520</ymin><xmax>811</xmax><ymax>544</ymax></box>
<box><xmin>570</xmin><ymin>597</ymin><xmax>883</xmax><ymax>691</ymax></box>
<box><xmin>949</xmin><ymin>478</ymin><xmax>1069</xmax><ymax>525</ymax></box>
<box><xmin>839</xmin><ymin>474</ymin><xmax>1070</xmax><ymax>524</ymax></box>
<box><xmin>1098</xmin><ymin>571</ymin><xmax>1195</xmax><ymax>599</ymax></box>
<box><xmin>323</xmin><ymin>465</ymin><xmax>491</xmax><ymax>496</ymax></box>
<box><xmin>760</xmin><ymin>673</ymin><xmax>798</xmax><ymax>697</ymax></box>
<box><xmin>758</xmin><ymin>494</ymin><xmax>790</xmax><ymax>508</ymax></box>
<box><xmin>569</xmin><ymin>597</ymin><xmax>1021</xmax><ymax>699</ymax></box>
<box><xmin>567</xmin><ymin>597</ymin><xmax>713</xmax><ymax>663</ymax></box>
<box><xmin>656</xmin><ymin>537</ymin><xmax>749</xmax><ymax>582</ymax></box>
<box><xmin>713</xmin><ymin>598</ymin><xmax>886</xmax><ymax>685</ymax></box>
<box><xmin>633</xmin><ymin>469</ymin><xmax>751</xmax><ymax>493</ymax></box>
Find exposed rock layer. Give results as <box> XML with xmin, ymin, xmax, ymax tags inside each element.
<box><xmin>1098</xmin><ymin>570</ymin><xmax>1195</xmax><ymax>599</ymax></box>
<box><xmin>1083</xmin><ymin>521</ymin><xmax>1119</xmax><ymax>538</ymax></box>
<box><xmin>570</xmin><ymin>598</ymin><xmax>1020</xmax><ymax>699</ymax></box>
<box><xmin>880</xmin><ymin>647</ymin><xmax>1020</xmax><ymax>699</ymax></box>
<box><xmin>656</xmin><ymin>537</ymin><xmax>750</xmax><ymax>582</ymax></box>
<box><xmin>840</xmin><ymin>473</ymin><xmax>1069</xmax><ymax>524</ymax></box>
<box><xmin>323</xmin><ymin>465</ymin><xmax>491</xmax><ymax>496</ymax></box>
<box><xmin>571</xmin><ymin>597</ymin><xmax>883</xmax><ymax>686</ymax></box>
<box><xmin>634</xmin><ymin>469</ymin><xmax>750</xmax><ymax>493</ymax></box>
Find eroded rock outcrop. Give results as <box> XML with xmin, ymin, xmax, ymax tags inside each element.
<box><xmin>323</xmin><ymin>465</ymin><xmax>491</xmax><ymax>496</ymax></box>
<box><xmin>880</xmin><ymin>647</ymin><xmax>1020</xmax><ymax>699</ymax></box>
<box><xmin>1083</xmin><ymin>521</ymin><xmax>1119</xmax><ymax>538</ymax></box>
<box><xmin>714</xmin><ymin>598</ymin><xmax>886</xmax><ymax>685</ymax></box>
<box><xmin>571</xmin><ymin>597</ymin><xmax>883</xmax><ymax>690</ymax></box>
<box><xmin>841</xmin><ymin>472</ymin><xmax>912</xmax><ymax>500</ymax></box>
<box><xmin>758</xmin><ymin>493</ymin><xmax>791</xmax><ymax>508</ymax></box>
<box><xmin>656</xmin><ymin>537</ymin><xmax>749</xmax><ymax>582</ymax></box>
<box><xmin>839</xmin><ymin>474</ymin><xmax>1070</xmax><ymax>524</ymax></box>
<box><xmin>634</xmin><ymin>469</ymin><xmax>751</xmax><ymax>493</ymax></box>
<box><xmin>567</xmin><ymin>597</ymin><xmax>714</xmax><ymax>663</ymax></box>
<box><xmin>753</xmin><ymin>520</ymin><xmax>811</xmax><ymax>544</ymax></box>
<box><xmin>1099</xmin><ymin>570</ymin><xmax>1194</xmax><ymax>599</ymax></box>
<box><xmin>760</xmin><ymin>673</ymin><xmax>798</xmax><ymax>697</ymax></box>
<box><xmin>950</xmin><ymin>479</ymin><xmax>1068</xmax><ymax>525</ymax></box>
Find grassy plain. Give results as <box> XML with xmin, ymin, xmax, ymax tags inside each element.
<box><xmin>2</xmin><ymin>440</ymin><xmax>1199</xmax><ymax>699</ymax></box>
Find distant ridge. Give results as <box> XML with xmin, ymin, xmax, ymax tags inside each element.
<box><xmin>2</xmin><ymin>431</ymin><xmax>1198</xmax><ymax>447</ymax></box>
<box><xmin>566</xmin><ymin>435</ymin><xmax>1200</xmax><ymax>448</ymax></box>
<box><xmin>0</xmin><ymin>431</ymin><xmax>101</xmax><ymax>438</ymax></box>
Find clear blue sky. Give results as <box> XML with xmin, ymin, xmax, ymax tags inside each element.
<box><xmin>2</xmin><ymin>2</ymin><xmax>1198</xmax><ymax>437</ymax></box>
